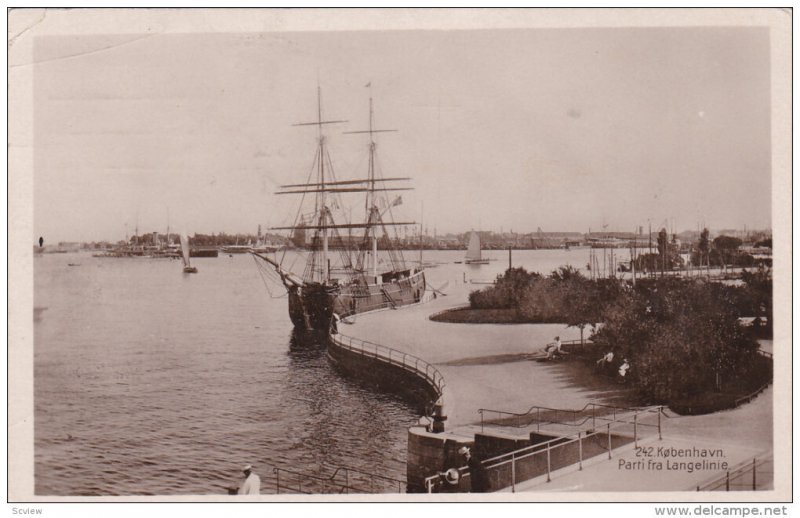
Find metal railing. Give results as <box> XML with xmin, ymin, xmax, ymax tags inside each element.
<box><xmin>732</xmin><ymin>351</ymin><xmax>772</xmax><ymax>407</ymax></box>
<box><xmin>478</xmin><ymin>401</ymin><xmax>653</xmax><ymax>433</ymax></box>
<box><xmin>331</xmin><ymin>333</ymin><xmax>446</xmax><ymax>400</ymax></box>
<box><xmin>696</xmin><ymin>454</ymin><xmax>773</xmax><ymax>491</ymax></box>
<box><xmin>426</xmin><ymin>406</ymin><xmax>663</xmax><ymax>493</ymax></box>
<box><xmin>274</xmin><ymin>465</ymin><xmax>407</xmax><ymax>494</ymax></box>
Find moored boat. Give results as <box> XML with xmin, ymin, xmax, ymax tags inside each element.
<box><xmin>252</xmin><ymin>88</ymin><xmax>426</xmax><ymax>332</ymax></box>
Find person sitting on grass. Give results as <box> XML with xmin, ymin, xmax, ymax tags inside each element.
<box><xmin>618</xmin><ymin>359</ymin><xmax>630</xmax><ymax>382</ymax></box>
<box><xmin>596</xmin><ymin>350</ymin><xmax>614</xmax><ymax>369</ymax></box>
<box><xmin>545</xmin><ymin>336</ymin><xmax>562</xmax><ymax>360</ymax></box>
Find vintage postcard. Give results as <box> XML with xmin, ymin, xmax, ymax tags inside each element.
<box><xmin>7</xmin><ymin>7</ymin><xmax>792</xmax><ymax>509</ymax></box>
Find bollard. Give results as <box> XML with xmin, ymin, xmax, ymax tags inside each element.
<box><xmin>431</xmin><ymin>401</ymin><xmax>447</xmax><ymax>433</ymax></box>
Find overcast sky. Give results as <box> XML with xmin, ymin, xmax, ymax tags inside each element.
<box><xmin>31</xmin><ymin>24</ymin><xmax>772</xmax><ymax>242</ymax></box>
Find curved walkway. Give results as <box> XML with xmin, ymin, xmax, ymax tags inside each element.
<box><xmin>343</xmin><ymin>282</ymin><xmax>624</xmax><ymax>427</ymax></box>
<box><xmin>342</xmin><ymin>281</ymin><xmax>775</xmax><ymax>494</ymax></box>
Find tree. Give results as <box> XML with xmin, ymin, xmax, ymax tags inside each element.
<box><xmin>657</xmin><ymin>228</ymin><xmax>668</xmax><ymax>276</ymax></box>
<box><xmin>591</xmin><ymin>278</ymin><xmax>760</xmax><ymax>403</ymax></box>
<box><xmin>712</xmin><ymin>235</ymin><xmax>743</xmax><ymax>269</ymax></box>
<box><xmin>698</xmin><ymin>228</ymin><xmax>710</xmax><ymax>269</ymax></box>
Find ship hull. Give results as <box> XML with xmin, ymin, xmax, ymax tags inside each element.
<box><xmin>288</xmin><ymin>269</ymin><xmax>427</xmax><ymax>332</ymax></box>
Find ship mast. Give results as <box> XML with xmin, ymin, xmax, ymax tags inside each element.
<box><xmin>344</xmin><ymin>91</ymin><xmax>397</xmax><ymax>278</ymax></box>
<box><xmin>273</xmin><ymin>89</ymin><xmax>414</xmax><ymax>285</ymax></box>
<box><xmin>291</xmin><ymin>87</ymin><xmax>347</xmax><ymax>283</ymax></box>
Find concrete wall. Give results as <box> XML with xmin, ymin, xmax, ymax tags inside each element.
<box><xmin>407</xmin><ymin>426</ymin><xmax>472</xmax><ymax>493</ymax></box>
<box><xmin>327</xmin><ymin>339</ymin><xmax>440</xmax><ymax>414</ymax></box>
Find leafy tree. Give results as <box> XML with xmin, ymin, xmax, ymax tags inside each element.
<box><xmin>592</xmin><ymin>278</ymin><xmax>761</xmax><ymax>403</ymax></box>
<box><xmin>698</xmin><ymin>228</ymin><xmax>710</xmax><ymax>268</ymax></box>
<box><xmin>657</xmin><ymin>228</ymin><xmax>669</xmax><ymax>275</ymax></box>
<box><xmin>712</xmin><ymin>235</ymin><xmax>743</xmax><ymax>268</ymax></box>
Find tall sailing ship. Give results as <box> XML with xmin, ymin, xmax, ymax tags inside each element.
<box><xmin>252</xmin><ymin>89</ymin><xmax>426</xmax><ymax>332</ymax></box>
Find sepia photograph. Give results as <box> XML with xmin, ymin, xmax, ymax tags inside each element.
<box><xmin>7</xmin><ymin>7</ymin><xmax>792</xmax><ymax>508</ymax></box>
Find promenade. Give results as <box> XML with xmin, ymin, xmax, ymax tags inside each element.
<box><xmin>342</xmin><ymin>277</ymin><xmax>774</xmax><ymax>493</ymax></box>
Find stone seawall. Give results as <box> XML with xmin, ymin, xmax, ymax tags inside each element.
<box><xmin>328</xmin><ymin>333</ymin><xmax>445</xmax><ymax>414</ymax></box>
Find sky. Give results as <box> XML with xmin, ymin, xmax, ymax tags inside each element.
<box><xmin>29</xmin><ymin>22</ymin><xmax>772</xmax><ymax>242</ymax></box>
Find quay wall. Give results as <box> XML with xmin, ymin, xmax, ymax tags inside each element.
<box><xmin>328</xmin><ymin>333</ymin><xmax>445</xmax><ymax>414</ymax></box>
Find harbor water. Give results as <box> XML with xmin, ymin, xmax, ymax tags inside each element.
<box><xmin>33</xmin><ymin>248</ymin><xmax>591</xmax><ymax>495</ymax></box>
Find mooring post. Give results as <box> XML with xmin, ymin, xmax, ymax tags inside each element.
<box><xmin>431</xmin><ymin>401</ymin><xmax>447</xmax><ymax>433</ymax></box>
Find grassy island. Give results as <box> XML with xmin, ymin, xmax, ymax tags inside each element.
<box><xmin>433</xmin><ymin>265</ymin><xmax>773</xmax><ymax>414</ymax></box>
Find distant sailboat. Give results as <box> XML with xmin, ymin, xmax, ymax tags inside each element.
<box><xmin>464</xmin><ymin>231</ymin><xmax>490</xmax><ymax>265</ymax></box>
<box><xmin>180</xmin><ymin>234</ymin><xmax>198</xmax><ymax>273</ymax></box>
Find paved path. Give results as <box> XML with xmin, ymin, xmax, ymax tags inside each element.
<box><xmin>344</xmin><ymin>281</ymin><xmax>613</xmax><ymax>427</ymax></box>
<box><xmin>342</xmin><ymin>279</ymin><xmax>774</xmax><ymax>492</ymax></box>
<box><xmin>504</xmin><ymin>389</ymin><xmax>773</xmax><ymax>492</ymax></box>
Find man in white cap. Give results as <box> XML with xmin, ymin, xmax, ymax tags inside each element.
<box><xmin>459</xmin><ymin>446</ymin><xmax>489</xmax><ymax>493</ymax></box>
<box><xmin>238</xmin><ymin>464</ymin><xmax>261</xmax><ymax>495</ymax></box>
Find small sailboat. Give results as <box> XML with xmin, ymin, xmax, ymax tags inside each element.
<box><xmin>180</xmin><ymin>234</ymin><xmax>198</xmax><ymax>273</ymax></box>
<box><xmin>464</xmin><ymin>231</ymin><xmax>490</xmax><ymax>265</ymax></box>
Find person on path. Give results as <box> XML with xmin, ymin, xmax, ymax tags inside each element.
<box><xmin>618</xmin><ymin>359</ymin><xmax>630</xmax><ymax>382</ymax></box>
<box><xmin>459</xmin><ymin>446</ymin><xmax>489</xmax><ymax>493</ymax></box>
<box><xmin>238</xmin><ymin>464</ymin><xmax>261</xmax><ymax>495</ymax></box>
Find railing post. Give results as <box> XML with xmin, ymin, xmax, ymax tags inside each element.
<box><xmin>546</xmin><ymin>443</ymin><xmax>552</xmax><ymax>482</ymax></box>
<box><xmin>537</xmin><ymin>407</ymin><xmax>541</xmax><ymax>432</ymax></box>
<box><xmin>607</xmin><ymin>423</ymin><xmax>612</xmax><ymax>459</ymax></box>
<box><xmin>634</xmin><ymin>413</ymin><xmax>638</xmax><ymax>447</ymax></box>
<box><xmin>658</xmin><ymin>408</ymin><xmax>662</xmax><ymax>440</ymax></box>
<box><xmin>726</xmin><ymin>471</ymin><xmax>730</xmax><ymax>491</ymax></box>
<box><xmin>480</xmin><ymin>410</ymin><xmax>485</xmax><ymax>433</ymax></box>
<box><xmin>752</xmin><ymin>458</ymin><xmax>757</xmax><ymax>490</ymax></box>
<box><xmin>345</xmin><ymin>469</ymin><xmax>350</xmax><ymax>494</ymax></box>
<box><xmin>592</xmin><ymin>405</ymin><xmax>596</xmax><ymax>431</ymax></box>
<box><xmin>275</xmin><ymin>469</ymin><xmax>280</xmax><ymax>494</ymax></box>
<box><xmin>578</xmin><ymin>432</ymin><xmax>583</xmax><ymax>470</ymax></box>
<box><xmin>511</xmin><ymin>452</ymin><xmax>516</xmax><ymax>493</ymax></box>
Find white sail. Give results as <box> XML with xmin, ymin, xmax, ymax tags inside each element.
<box><xmin>180</xmin><ymin>234</ymin><xmax>191</xmax><ymax>268</ymax></box>
<box><xmin>466</xmin><ymin>231</ymin><xmax>482</xmax><ymax>262</ymax></box>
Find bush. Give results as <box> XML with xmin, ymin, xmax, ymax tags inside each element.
<box><xmin>591</xmin><ymin>278</ymin><xmax>768</xmax><ymax>405</ymax></box>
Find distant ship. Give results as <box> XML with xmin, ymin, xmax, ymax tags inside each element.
<box><xmin>464</xmin><ymin>231</ymin><xmax>490</xmax><ymax>265</ymax></box>
<box><xmin>252</xmin><ymin>89</ymin><xmax>426</xmax><ymax>332</ymax></box>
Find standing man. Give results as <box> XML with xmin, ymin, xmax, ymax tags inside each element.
<box><xmin>459</xmin><ymin>446</ymin><xmax>489</xmax><ymax>493</ymax></box>
<box><xmin>238</xmin><ymin>464</ymin><xmax>261</xmax><ymax>495</ymax></box>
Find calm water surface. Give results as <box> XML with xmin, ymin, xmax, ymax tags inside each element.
<box><xmin>33</xmin><ymin>248</ymin><xmax>589</xmax><ymax>495</ymax></box>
